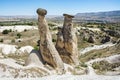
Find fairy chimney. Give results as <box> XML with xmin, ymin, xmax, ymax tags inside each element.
<box><xmin>56</xmin><ymin>14</ymin><xmax>79</xmax><ymax>65</ymax></box>
<box><xmin>36</xmin><ymin>8</ymin><xmax>64</xmax><ymax>74</ymax></box>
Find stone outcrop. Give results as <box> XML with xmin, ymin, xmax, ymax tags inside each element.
<box><xmin>37</xmin><ymin>8</ymin><xmax>64</xmax><ymax>74</ymax></box>
<box><xmin>56</xmin><ymin>14</ymin><xmax>79</xmax><ymax>65</ymax></box>
<box><xmin>88</xmin><ymin>35</ymin><xmax>96</xmax><ymax>43</ymax></box>
<box><xmin>105</xmin><ymin>30</ymin><xmax>120</xmax><ymax>38</ymax></box>
<box><xmin>101</xmin><ymin>35</ymin><xmax>111</xmax><ymax>44</ymax></box>
<box><xmin>25</xmin><ymin>50</ymin><xmax>44</xmax><ymax>66</ymax></box>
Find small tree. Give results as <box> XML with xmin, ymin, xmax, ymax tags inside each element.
<box><xmin>17</xmin><ymin>33</ymin><xmax>22</xmax><ymax>38</ymax></box>
<box><xmin>9</xmin><ymin>29</ymin><xmax>12</xmax><ymax>32</ymax></box>
<box><xmin>2</xmin><ymin>29</ymin><xmax>9</xmax><ymax>34</ymax></box>
<box><xmin>34</xmin><ymin>45</ymin><xmax>39</xmax><ymax>50</ymax></box>
<box><xmin>52</xmin><ymin>39</ymin><xmax>56</xmax><ymax>42</ymax></box>
<box><xmin>0</xmin><ymin>39</ymin><xmax>3</xmax><ymax>42</ymax></box>
<box><xmin>24</xmin><ymin>29</ymin><xmax>27</xmax><ymax>32</ymax></box>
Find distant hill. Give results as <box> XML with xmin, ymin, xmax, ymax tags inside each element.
<box><xmin>75</xmin><ymin>10</ymin><xmax>120</xmax><ymax>23</ymax></box>
<box><xmin>0</xmin><ymin>10</ymin><xmax>120</xmax><ymax>23</ymax></box>
<box><xmin>0</xmin><ymin>15</ymin><xmax>61</xmax><ymax>22</ymax></box>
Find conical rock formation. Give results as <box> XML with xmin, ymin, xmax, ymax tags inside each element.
<box><xmin>25</xmin><ymin>50</ymin><xmax>44</xmax><ymax>66</ymax></box>
<box><xmin>56</xmin><ymin>14</ymin><xmax>79</xmax><ymax>65</ymax></box>
<box><xmin>37</xmin><ymin>8</ymin><xmax>64</xmax><ymax>74</ymax></box>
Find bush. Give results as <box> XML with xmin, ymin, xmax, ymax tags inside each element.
<box><xmin>80</xmin><ymin>62</ymin><xmax>87</xmax><ymax>67</ymax></box>
<box><xmin>24</xmin><ymin>29</ymin><xmax>27</xmax><ymax>32</ymax></box>
<box><xmin>52</xmin><ymin>39</ymin><xmax>56</xmax><ymax>42</ymax></box>
<box><xmin>92</xmin><ymin>62</ymin><xmax>100</xmax><ymax>69</ymax></box>
<box><xmin>17</xmin><ymin>33</ymin><xmax>22</xmax><ymax>38</ymax></box>
<box><xmin>34</xmin><ymin>46</ymin><xmax>39</xmax><ymax>50</ymax></box>
<box><xmin>48</xmin><ymin>23</ymin><xmax>56</xmax><ymax>27</ymax></box>
<box><xmin>9</xmin><ymin>29</ymin><xmax>12</xmax><ymax>32</ymax></box>
<box><xmin>2</xmin><ymin>29</ymin><xmax>9</xmax><ymax>34</ymax></box>
<box><xmin>0</xmin><ymin>39</ymin><xmax>3</xmax><ymax>42</ymax></box>
<box><xmin>92</xmin><ymin>60</ymin><xmax>120</xmax><ymax>71</ymax></box>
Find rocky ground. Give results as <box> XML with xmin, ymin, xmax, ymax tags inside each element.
<box><xmin>0</xmin><ymin>22</ymin><xmax>120</xmax><ymax>79</ymax></box>
<box><xmin>0</xmin><ymin>72</ymin><xmax>120</xmax><ymax>80</ymax></box>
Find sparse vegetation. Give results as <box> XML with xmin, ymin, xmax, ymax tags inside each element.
<box><xmin>2</xmin><ymin>29</ymin><xmax>10</xmax><ymax>34</ymax></box>
<box><xmin>24</xmin><ymin>29</ymin><xmax>27</xmax><ymax>32</ymax></box>
<box><xmin>48</xmin><ymin>22</ymin><xmax>56</xmax><ymax>27</ymax></box>
<box><xmin>80</xmin><ymin>62</ymin><xmax>87</xmax><ymax>67</ymax></box>
<box><xmin>34</xmin><ymin>45</ymin><xmax>39</xmax><ymax>50</ymax></box>
<box><xmin>0</xmin><ymin>19</ymin><xmax>37</xmax><ymax>26</ymax></box>
<box><xmin>6</xmin><ymin>53</ymin><xmax>28</xmax><ymax>62</ymax></box>
<box><xmin>0</xmin><ymin>39</ymin><xmax>3</xmax><ymax>42</ymax></box>
<box><xmin>79</xmin><ymin>52</ymin><xmax>101</xmax><ymax>62</ymax></box>
<box><xmin>79</xmin><ymin>46</ymin><xmax>120</xmax><ymax>62</ymax></box>
<box><xmin>0</xmin><ymin>13</ymin><xmax>120</xmax><ymax>78</ymax></box>
<box><xmin>52</xmin><ymin>39</ymin><xmax>56</xmax><ymax>42</ymax></box>
<box><xmin>17</xmin><ymin>33</ymin><xmax>22</xmax><ymax>38</ymax></box>
<box><xmin>92</xmin><ymin>60</ymin><xmax>120</xmax><ymax>71</ymax></box>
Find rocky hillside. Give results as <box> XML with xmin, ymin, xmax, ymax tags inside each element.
<box><xmin>0</xmin><ymin>8</ymin><xmax>120</xmax><ymax>79</ymax></box>
<box><xmin>75</xmin><ymin>10</ymin><xmax>120</xmax><ymax>22</ymax></box>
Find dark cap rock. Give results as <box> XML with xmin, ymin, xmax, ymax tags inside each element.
<box><xmin>37</xmin><ymin>8</ymin><xmax>47</xmax><ymax>16</ymax></box>
<box><xmin>63</xmin><ymin>14</ymin><xmax>74</xmax><ymax>18</ymax></box>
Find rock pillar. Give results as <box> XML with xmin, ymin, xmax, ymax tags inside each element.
<box><xmin>56</xmin><ymin>14</ymin><xmax>79</xmax><ymax>65</ymax></box>
<box><xmin>37</xmin><ymin>8</ymin><xmax>64</xmax><ymax>74</ymax></box>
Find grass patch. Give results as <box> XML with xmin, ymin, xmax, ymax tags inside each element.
<box><xmin>79</xmin><ymin>51</ymin><xmax>102</xmax><ymax>62</ymax></box>
<box><xmin>92</xmin><ymin>60</ymin><xmax>120</xmax><ymax>71</ymax></box>
<box><xmin>5</xmin><ymin>53</ymin><xmax>28</xmax><ymax>62</ymax></box>
<box><xmin>79</xmin><ymin>46</ymin><xmax>120</xmax><ymax>62</ymax></box>
<box><xmin>80</xmin><ymin>62</ymin><xmax>88</xmax><ymax>68</ymax></box>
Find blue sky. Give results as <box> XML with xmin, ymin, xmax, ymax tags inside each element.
<box><xmin>0</xmin><ymin>0</ymin><xmax>120</xmax><ymax>15</ymax></box>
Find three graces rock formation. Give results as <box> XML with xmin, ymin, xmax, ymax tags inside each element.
<box><xmin>29</xmin><ymin>8</ymin><xmax>79</xmax><ymax>74</ymax></box>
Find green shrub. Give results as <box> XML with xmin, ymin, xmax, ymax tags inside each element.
<box><xmin>34</xmin><ymin>46</ymin><xmax>39</xmax><ymax>50</ymax></box>
<box><xmin>92</xmin><ymin>60</ymin><xmax>120</xmax><ymax>71</ymax></box>
<box><xmin>9</xmin><ymin>29</ymin><xmax>12</xmax><ymax>32</ymax></box>
<box><xmin>2</xmin><ymin>29</ymin><xmax>9</xmax><ymax>34</ymax></box>
<box><xmin>0</xmin><ymin>39</ymin><xmax>3</xmax><ymax>42</ymax></box>
<box><xmin>80</xmin><ymin>62</ymin><xmax>87</xmax><ymax>67</ymax></box>
<box><xmin>52</xmin><ymin>39</ymin><xmax>56</xmax><ymax>42</ymax></box>
<box><xmin>92</xmin><ymin>62</ymin><xmax>100</xmax><ymax>69</ymax></box>
<box><xmin>24</xmin><ymin>29</ymin><xmax>27</xmax><ymax>32</ymax></box>
<box><xmin>48</xmin><ymin>23</ymin><xmax>56</xmax><ymax>27</ymax></box>
<box><xmin>17</xmin><ymin>33</ymin><xmax>22</xmax><ymax>38</ymax></box>
<box><xmin>79</xmin><ymin>52</ymin><xmax>103</xmax><ymax>62</ymax></box>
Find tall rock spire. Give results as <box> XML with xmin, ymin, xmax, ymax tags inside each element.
<box><xmin>37</xmin><ymin>8</ymin><xmax>64</xmax><ymax>74</ymax></box>
<box><xmin>56</xmin><ymin>14</ymin><xmax>79</xmax><ymax>65</ymax></box>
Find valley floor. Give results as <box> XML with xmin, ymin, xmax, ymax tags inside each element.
<box><xmin>0</xmin><ymin>25</ymin><xmax>120</xmax><ymax>80</ymax></box>
<box><xmin>0</xmin><ymin>74</ymin><xmax>120</xmax><ymax>80</ymax></box>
